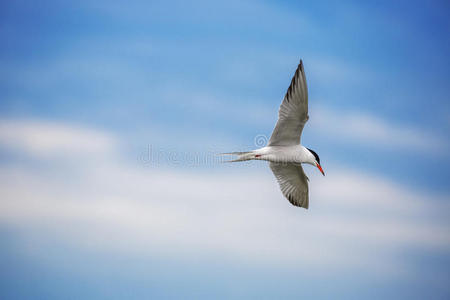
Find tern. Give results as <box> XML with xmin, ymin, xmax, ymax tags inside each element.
<box><xmin>223</xmin><ymin>60</ymin><xmax>324</xmax><ymax>209</ymax></box>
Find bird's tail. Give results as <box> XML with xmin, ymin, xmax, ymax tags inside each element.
<box><xmin>219</xmin><ymin>151</ymin><xmax>255</xmax><ymax>162</ymax></box>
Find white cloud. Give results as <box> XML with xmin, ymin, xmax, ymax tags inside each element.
<box><xmin>0</xmin><ymin>119</ymin><xmax>449</xmax><ymax>276</ymax></box>
<box><xmin>0</xmin><ymin>119</ymin><xmax>117</xmax><ymax>159</ymax></box>
<box><xmin>309</xmin><ymin>106</ymin><xmax>448</xmax><ymax>154</ymax></box>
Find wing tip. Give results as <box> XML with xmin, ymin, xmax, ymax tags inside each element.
<box><xmin>285</xmin><ymin>59</ymin><xmax>304</xmax><ymax>102</ymax></box>
<box><xmin>289</xmin><ymin>199</ymin><xmax>309</xmax><ymax>209</ymax></box>
<box><xmin>286</xmin><ymin>194</ymin><xmax>309</xmax><ymax>209</ymax></box>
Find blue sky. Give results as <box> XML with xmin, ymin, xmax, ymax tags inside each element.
<box><xmin>1</xmin><ymin>0</ymin><xmax>449</xmax><ymax>299</ymax></box>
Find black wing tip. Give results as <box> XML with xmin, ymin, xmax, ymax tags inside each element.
<box><xmin>286</xmin><ymin>59</ymin><xmax>302</xmax><ymax>101</ymax></box>
<box><xmin>287</xmin><ymin>194</ymin><xmax>309</xmax><ymax>209</ymax></box>
<box><xmin>289</xmin><ymin>200</ymin><xmax>309</xmax><ymax>209</ymax></box>
<box><xmin>296</xmin><ymin>59</ymin><xmax>304</xmax><ymax>77</ymax></box>
<box><xmin>284</xmin><ymin>59</ymin><xmax>305</xmax><ymax>103</ymax></box>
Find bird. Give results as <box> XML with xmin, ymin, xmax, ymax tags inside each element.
<box><xmin>223</xmin><ymin>60</ymin><xmax>324</xmax><ymax>209</ymax></box>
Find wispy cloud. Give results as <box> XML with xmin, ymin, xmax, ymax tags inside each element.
<box><xmin>1</xmin><ymin>119</ymin><xmax>448</xmax><ymax>276</ymax></box>
<box><xmin>309</xmin><ymin>106</ymin><xmax>449</xmax><ymax>154</ymax></box>
<box><xmin>0</xmin><ymin>119</ymin><xmax>116</xmax><ymax>159</ymax></box>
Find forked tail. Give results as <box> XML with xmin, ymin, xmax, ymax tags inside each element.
<box><xmin>219</xmin><ymin>151</ymin><xmax>255</xmax><ymax>162</ymax></box>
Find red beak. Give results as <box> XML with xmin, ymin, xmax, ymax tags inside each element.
<box><xmin>316</xmin><ymin>163</ymin><xmax>325</xmax><ymax>176</ymax></box>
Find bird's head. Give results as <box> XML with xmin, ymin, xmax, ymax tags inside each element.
<box><xmin>307</xmin><ymin>148</ymin><xmax>325</xmax><ymax>176</ymax></box>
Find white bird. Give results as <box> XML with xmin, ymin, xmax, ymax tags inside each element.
<box><xmin>223</xmin><ymin>60</ymin><xmax>324</xmax><ymax>209</ymax></box>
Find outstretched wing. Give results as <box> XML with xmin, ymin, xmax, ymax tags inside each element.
<box><xmin>269</xmin><ymin>162</ymin><xmax>309</xmax><ymax>209</ymax></box>
<box><xmin>268</xmin><ymin>60</ymin><xmax>308</xmax><ymax>146</ymax></box>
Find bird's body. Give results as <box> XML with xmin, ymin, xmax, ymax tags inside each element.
<box><xmin>224</xmin><ymin>60</ymin><xmax>324</xmax><ymax>209</ymax></box>
<box><xmin>231</xmin><ymin>145</ymin><xmax>313</xmax><ymax>164</ymax></box>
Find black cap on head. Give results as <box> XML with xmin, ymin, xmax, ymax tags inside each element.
<box><xmin>307</xmin><ymin>148</ymin><xmax>320</xmax><ymax>165</ymax></box>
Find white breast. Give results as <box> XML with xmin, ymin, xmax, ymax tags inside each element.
<box><xmin>254</xmin><ymin>145</ymin><xmax>310</xmax><ymax>164</ymax></box>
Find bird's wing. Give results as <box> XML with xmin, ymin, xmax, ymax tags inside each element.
<box><xmin>269</xmin><ymin>162</ymin><xmax>309</xmax><ymax>209</ymax></box>
<box><xmin>268</xmin><ymin>60</ymin><xmax>308</xmax><ymax>146</ymax></box>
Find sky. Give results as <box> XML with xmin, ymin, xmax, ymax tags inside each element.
<box><xmin>0</xmin><ymin>0</ymin><xmax>449</xmax><ymax>299</ymax></box>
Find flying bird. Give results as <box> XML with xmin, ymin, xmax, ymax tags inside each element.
<box><xmin>223</xmin><ymin>60</ymin><xmax>324</xmax><ymax>209</ymax></box>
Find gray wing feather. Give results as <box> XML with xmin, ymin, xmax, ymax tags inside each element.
<box><xmin>269</xmin><ymin>162</ymin><xmax>309</xmax><ymax>209</ymax></box>
<box><xmin>268</xmin><ymin>60</ymin><xmax>309</xmax><ymax>146</ymax></box>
